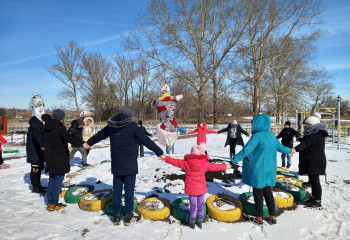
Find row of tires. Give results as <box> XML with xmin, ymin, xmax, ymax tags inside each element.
<box><xmin>60</xmin><ymin>180</ymin><xmax>307</xmax><ymax>223</ymax></box>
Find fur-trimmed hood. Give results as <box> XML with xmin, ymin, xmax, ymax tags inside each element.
<box><xmin>303</xmin><ymin>123</ymin><xmax>328</xmax><ymax>137</ymax></box>
<box><xmin>108</xmin><ymin>113</ymin><xmax>134</xmax><ymax>128</ymax></box>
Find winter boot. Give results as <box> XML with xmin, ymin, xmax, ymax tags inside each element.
<box><xmin>124</xmin><ymin>214</ymin><xmax>142</xmax><ymax>226</ymax></box>
<box><xmin>266</xmin><ymin>215</ymin><xmax>277</xmax><ymax>225</ymax></box>
<box><xmin>251</xmin><ymin>216</ymin><xmax>263</xmax><ymax>226</ymax></box>
<box><xmin>281</xmin><ymin>163</ymin><xmax>286</xmax><ymax>168</ymax></box>
<box><xmin>306</xmin><ymin>200</ymin><xmax>323</xmax><ymax>210</ymax></box>
<box><xmin>196</xmin><ymin>217</ymin><xmax>203</xmax><ymax>229</ymax></box>
<box><xmin>286</xmin><ymin>164</ymin><xmax>291</xmax><ymax>169</ymax></box>
<box><xmin>189</xmin><ymin>219</ymin><xmax>196</xmax><ymax>229</ymax></box>
<box><xmin>47</xmin><ymin>203</ymin><xmax>66</xmax><ymax>211</ymax></box>
<box><xmin>32</xmin><ymin>186</ymin><xmax>46</xmax><ymax>194</ymax></box>
<box><xmin>113</xmin><ymin>214</ymin><xmax>122</xmax><ymax>226</ymax></box>
<box><xmin>303</xmin><ymin>196</ymin><xmax>315</xmax><ymax>205</ymax></box>
<box><xmin>81</xmin><ymin>162</ymin><xmax>90</xmax><ymax>167</ymax></box>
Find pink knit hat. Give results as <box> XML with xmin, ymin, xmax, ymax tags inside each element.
<box><xmin>191</xmin><ymin>143</ymin><xmax>206</xmax><ymax>155</ymax></box>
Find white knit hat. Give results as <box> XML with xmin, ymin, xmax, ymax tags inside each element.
<box><xmin>232</xmin><ymin>120</ymin><xmax>238</xmax><ymax>125</ymax></box>
<box><xmin>304</xmin><ymin>116</ymin><xmax>320</xmax><ymax>125</ymax></box>
<box><xmin>160</xmin><ymin>84</ymin><xmax>171</xmax><ymax>94</ymax></box>
<box><xmin>314</xmin><ymin>112</ymin><xmax>322</xmax><ymax>120</ymax></box>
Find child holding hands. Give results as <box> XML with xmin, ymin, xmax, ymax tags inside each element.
<box><xmin>160</xmin><ymin>143</ymin><xmax>230</xmax><ymax>229</ymax></box>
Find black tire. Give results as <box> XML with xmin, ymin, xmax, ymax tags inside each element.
<box><xmin>172</xmin><ymin>196</ymin><xmax>207</xmax><ymax>223</ymax></box>
<box><xmin>64</xmin><ymin>185</ymin><xmax>94</xmax><ymax>204</ymax></box>
<box><xmin>238</xmin><ymin>192</ymin><xmax>277</xmax><ymax>217</ymax></box>
<box><xmin>105</xmin><ymin>197</ymin><xmax>138</xmax><ymax>216</ymax></box>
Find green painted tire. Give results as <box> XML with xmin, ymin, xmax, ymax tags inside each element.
<box><xmin>3</xmin><ymin>150</ymin><xmax>18</xmax><ymax>153</ymax></box>
<box><xmin>275</xmin><ymin>182</ymin><xmax>307</xmax><ymax>201</ymax></box>
<box><xmin>238</xmin><ymin>192</ymin><xmax>277</xmax><ymax>217</ymax></box>
<box><xmin>105</xmin><ymin>197</ymin><xmax>138</xmax><ymax>216</ymax></box>
<box><xmin>172</xmin><ymin>196</ymin><xmax>207</xmax><ymax>223</ymax></box>
<box><xmin>64</xmin><ymin>185</ymin><xmax>94</xmax><ymax>203</ymax></box>
<box><xmin>277</xmin><ymin>171</ymin><xmax>299</xmax><ymax>179</ymax></box>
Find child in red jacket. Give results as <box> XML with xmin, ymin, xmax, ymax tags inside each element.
<box><xmin>187</xmin><ymin>122</ymin><xmax>217</xmax><ymax>145</ymax></box>
<box><xmin>161</xmin><ymin>143</ymin><xmax>230</xmax><ymax>229</ymax></box>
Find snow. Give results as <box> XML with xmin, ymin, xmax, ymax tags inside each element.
<box><xmin>1</xmin><ymin>133</ymin><xmax>350</xmax><ymax>239</ymax></box>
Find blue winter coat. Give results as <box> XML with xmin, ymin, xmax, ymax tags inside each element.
<box><xmin>26</xmin><ymin>116</ymin><xmax>45</xmax><ymax>164</ymax></box>
<box><xmin>87</xmin><ymin>113</ymin><xmax>163</xmax><ymax>175</ymax></box>
<box><xmin>230</xmin><ymin>114</ymin><xmax>291</xmax><ymax>189</ymax></box>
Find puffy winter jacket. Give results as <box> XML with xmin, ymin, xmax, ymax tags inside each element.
<box><xmin>276</xmin><ymin>127</ymin><xmax>300</xmax><ymax>148</ymax></box>
<box><xmin>187</xmin><ymin>123</ymin><xmax>217</xmax><ymax>145</ymax></box>
<box><xmin>231</xmin><ymin>114</ymin><xmax>291</xmax><ymax>189</ymax></box>
<box><xmin>165</xmin><ymin>154</ymin><xmax>227</xmax><ymax>195</ymax></box>
<box><xmin>294</xmin><ymin>123</ymin><xmax>328</xmax><ymax>175</ymax></box>
<box><xmin>43</xmin><ymin>119</ymin><xmax>84</xmax><ymax>174</ymax></box>
<box><xmin>87</xmin><ymin>113</ymin><xmax>163</xmax><ymax>175</ymax></box>
<box><xmin>26</xmin><ymin>116</ymin><xmax>45</xmax><ymax>164</ymax></box>
<box><xmin>68</xmin><ymin>120</ymin><xmax>83</xmax><ymax>147</ymax></box>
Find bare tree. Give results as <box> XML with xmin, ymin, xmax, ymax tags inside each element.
<box><xmin>80</xmin><ymin>53</ymin><xmax>114</xmax><ymax>122</ymax></box>
<box><xmin>45</xmin><ymin>41</ymin><xmax>83</xmax><ymax>116</ymax></box>
<box><xmin>125</xmin><ymin>0</ymin><xmax>247</xmax><ymax>122</ymax></box>
<box><xmin>114</xmin><ymin>54</ymin><xmax>137</xmax><ymax>105</ymax></box>
<box><xmin>235</xmin><ymin>0</ymin><xmax>323</xmax><ymax>116</ymax></box>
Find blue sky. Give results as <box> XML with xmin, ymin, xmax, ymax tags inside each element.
<box><xmin>0</xmin><ymin>0</ymin><xmax>349</xmax><ymax>109</ymax></box>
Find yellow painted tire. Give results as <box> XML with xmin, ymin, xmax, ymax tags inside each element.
<box><xmin>206</xmin><ymin>194</ymin><xmax>242</xmax><ymax>222</ymax></box>
<box><xmin>59</xmin><ymin>190</ymin><xmax>67</xmax><ymax>198</ymax></box>
<box><xmin>276</xmin><ymin>167</ymin><xmax>289</xmax><ymax>172</ymax></box>
<box><xmin>272</xmin><ymin>187</ymin><xmax>294</xmax><ymax>208</ymax></box>
<box><xmin>137</xmin><ymin>197</ymin><xmax>171</xmax><ymax>221</ymax></box>
<box><xmin>79</xmin><ymin>189</ymin><xmax>113</xmax><ymax>211</ymax></box>
<box><xmin>276</xmin><ymin>174</ymin><xmax>302</xmax><ymax>187</ymax></box>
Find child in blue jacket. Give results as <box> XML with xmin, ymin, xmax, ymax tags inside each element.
<box><xmin>230</xmin><ymin>114</ymin><xmax>291</xmax><ymax>225</ymax></box>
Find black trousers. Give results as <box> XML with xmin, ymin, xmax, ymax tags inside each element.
<box><xmin>0</xmin><ymin>151</ymin><xmax>3</xmax><ymax>165</ymax></box>
<box><xmin>30</xmin><ymin>162</ymin><xmax>45</xmax><ymax>188</ymax></box>
<box><xmin>253</xmin><ymin>186</ymin><xmax>276</xmax><ymax>217</ymax></box>
<box><xmin>229</xmin><ymin>138</ymin><xmax>238</xmax><ymax>158</ymax></box>
<box><xmin>308</xmin><ymin>174</ymin><xmax>322</xmax><ymax>200</ymax></box>
<box><xmin>138</xmin><ymin>144</ymin><xmax>144</xmax><ymax>157</ymax></box>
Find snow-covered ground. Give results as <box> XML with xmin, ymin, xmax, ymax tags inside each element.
<box><xmin>1</xmin><ymin>133</ymin><xmax>350</xmax><ymax>240</ymax></box>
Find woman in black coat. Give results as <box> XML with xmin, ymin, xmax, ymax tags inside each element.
<box><xmin>218</xmin><ymin>120</ymin><xmax>250</xmax><ymax>158</ymax></box>
<box><xmin>43</xmin><ymin>109</ymin><xmax>84</xmax><ymax>211</ymax></box>
<box><xmin>292</xmin><ymin>116</ymin><xmax>328</xmax><ymax>210</ymax></box>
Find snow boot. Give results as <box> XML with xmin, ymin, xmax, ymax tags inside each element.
<box><xmin>306</xmin><ymin>200</ymin><xmax>323</xmax><ymax>210</ymax></box>
<box><xmin>196</xmin><ymin>217</ymin><xmax>203</xmax><ymax>229</ymax></box>
<box><xmin>250</xmin><ymin>216</ymin><xmax>263</xmax><ymax>226</ymax></box>
<box><xmin>286</xmin><ymin>164</ymin><xmax>291</xmax><ymax>169</ymax></box>
<box><xmin>113</xmin><ymin>214</ymin><xmax>122</xmax><ymax>226</ymax></box>
<box><xmin>189</xmin><ymin>219</ymin><xmax>196</xmax><ymax>229</ymax></box>
<box><xmin>124</xmin><ymin>214</ymin><xmax>142</xmax><ymax>226</ymax></box>
<box><xmin>266</xmin><ymin>215</ymin><xmax>277</xmax><ymax>225</ymax></box>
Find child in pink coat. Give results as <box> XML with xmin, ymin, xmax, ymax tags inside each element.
<box><xmin>187</xmin><ymin>122</ymin><xmax>217</xmax><ymax>145</ymax></box>
<box><xmin>162</xmin><ymin>143</ymin><xmax>230</xmax><ymax>229</ymax></box>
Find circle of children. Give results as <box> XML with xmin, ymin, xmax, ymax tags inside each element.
<box><xmin>0</xmin><ymin>85</ymin><xmax>328</xmax><ymax>228</ymax></box>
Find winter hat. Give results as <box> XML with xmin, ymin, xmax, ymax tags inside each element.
<box><xmin>191</xmin><ymin>143</ymin><xmax>206</xmax><ymax>155</ymax></box>
<box><xmin>41</xmin><ymin>114</ymin><xmax>52</xmax><ymax>122</ymax></box>
<box><xmin>53</xmin><ymin>109</ymin><xmax>65</xmax><ymax>121</ymax></box>
<box><xmin>231</xmin><ymin>120</ymin><xmax>238</xmax><ymax>125</ymax></box>
<box><xmin>284</xmin><ymin>121</ymin><xmax>291</xmax><ymax>126</ymax></box>
<box><xmin>314</xmin><ymin>112</ymin><xmax>322</xmax><ymax>120</ymax></box>
<box><xmin>118</xmin><ymin>104</ymin><xmax>135</xmax><ymax>117</ymax></box>
<box><xmin>304</xmin><ymin>116</ymin><xmax>320</xmax><ymax>125</ymax></box>
<box><xmin>160</xmin><ymin>84</ymin><xmax>171</xmax><ymax>94</ymax></box>
<box><xmin>138</xmin><ymin>120</ymin><xmax>143</xmax><ymax>126</ymax></box>
<box><xmin>76</xmin><ymin>119</ymin><xmax>84</xmax><ymax>126</ymax></box>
